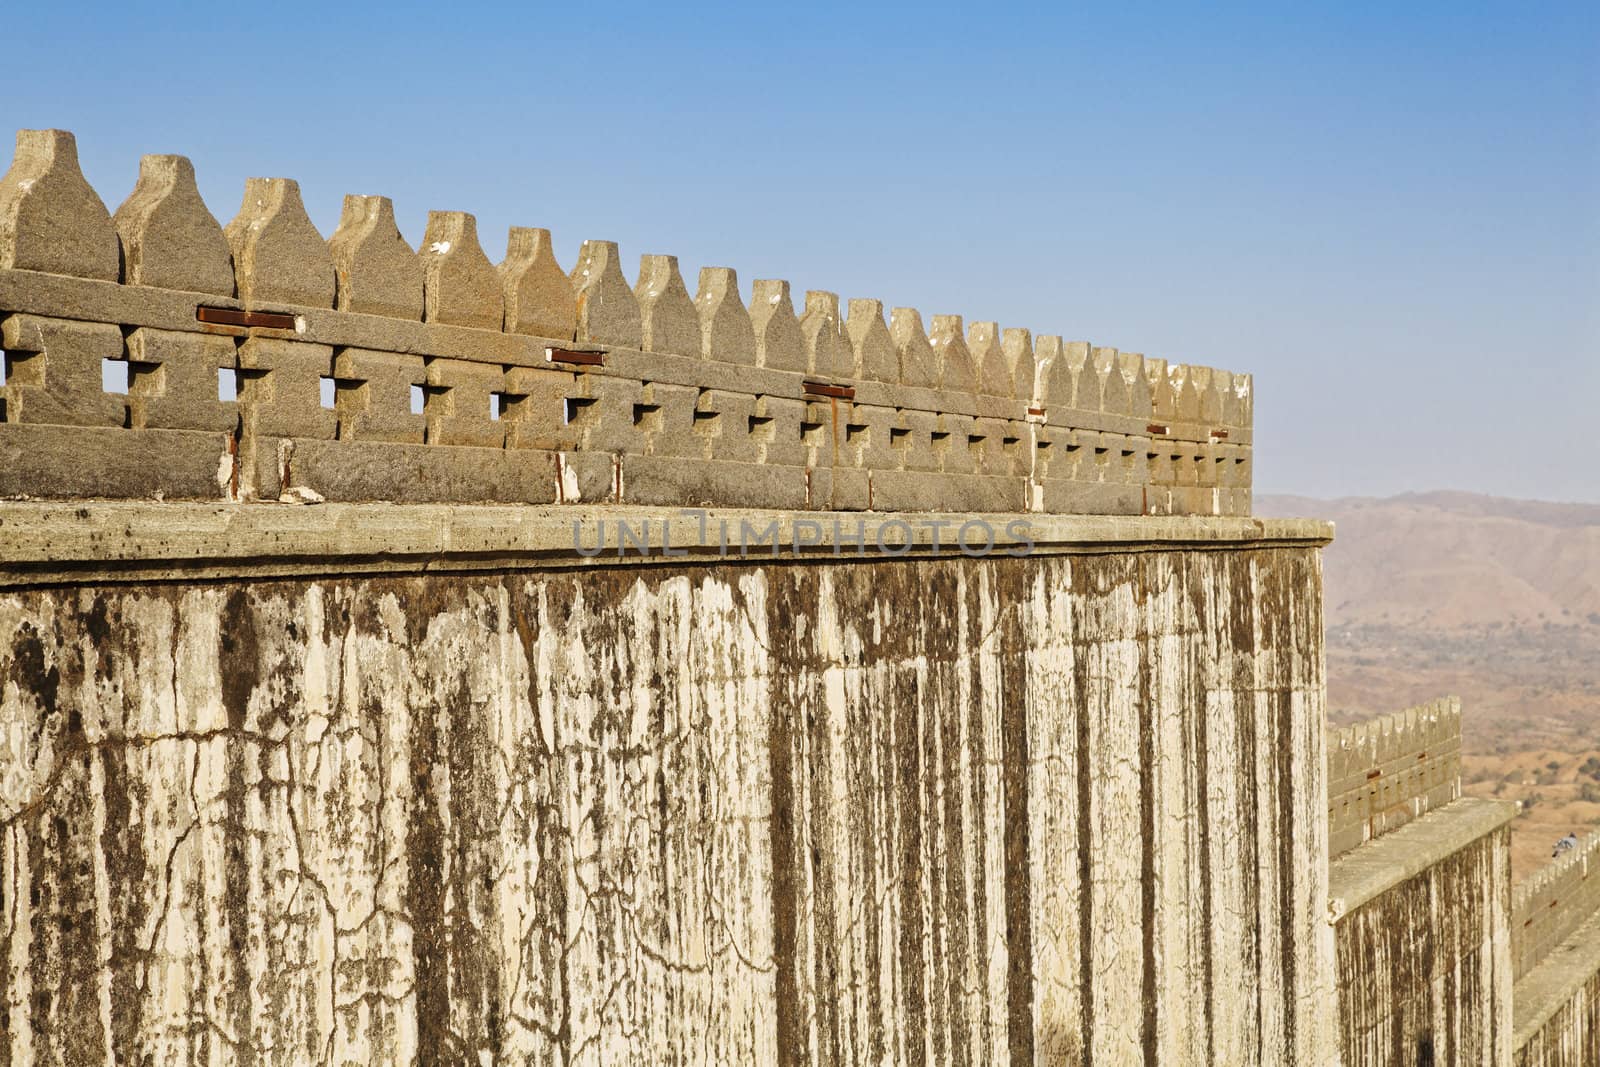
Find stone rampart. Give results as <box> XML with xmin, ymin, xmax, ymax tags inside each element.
<box><xmin>1327</xmin><ymin>696</ymin><xmax>1462</xmax><ymax>857</ymax></box>
<box><xmin>1514</xmin><ymin>831</ymin><xmax>1600</xmax><ymax>980</ymax></box>
<box><xmin>0</xmin><ymin>129</ymin><xmax>1250</xmax><ymax>515</ymax></box>
<box><xmin>1329</xmin><ymin>796</ymin><xmax>1516</xmax><ymax>1066</ymax></box>
<box><xmin>0</xmin><ymin>503</ymin><xmax>1332</xmax><ymax>1065</ymax></box>
<box><xmin>1508</xmin><ymin>832</ymin><xmax>1600</xmax><ymax>1064</ymax></box>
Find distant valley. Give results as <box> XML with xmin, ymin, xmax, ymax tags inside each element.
<box><xmin>1257</xmin><ymin>491</ymin><xmax>1600</xmax><ymax>879</ymax></box>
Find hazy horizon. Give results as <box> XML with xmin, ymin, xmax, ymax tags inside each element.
<box><xmin>2</xmin><ymin>2</ymin><xmax>1595</xmax><ymax>502</ymax></box>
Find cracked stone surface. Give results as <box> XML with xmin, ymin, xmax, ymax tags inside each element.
<box><xmin>0</xmin><ymin>548</ymin><xmax>1333</xmax><ymax>1065</ymax></box>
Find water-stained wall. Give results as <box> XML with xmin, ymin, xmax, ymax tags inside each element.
<box><xmin>1515</xmin><ymin>968</ymin><xmax>1600</xmax><ymax>1067</ymax></box>
<box><xmin>0</xmin><ymin>540</ymin><xmax>1332</xmax><ymax>1065</ymax></box>
<box><xmin>1331</xmin><ymin>802</ymin><xmax>1515</xmax><ymax>1066</ymax></box>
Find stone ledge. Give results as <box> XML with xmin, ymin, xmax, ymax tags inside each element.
<box><xmin>0</xmin><ymin>500</ymin><xmax>1332</xmax><ymax>586</ymax></box>
<box><xmin>1513</xmin><ymin>904</ymin><xmax>1600</xmax><ymax>1049</ymax></box>
<box><xmin>1327</xmin><ymin>795</ymin><xmax>1518</xmax><ymax>919</ymax></box>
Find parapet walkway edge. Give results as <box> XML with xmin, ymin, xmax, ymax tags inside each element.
<box><xmin>0</xmin><ymin>500</ymin><xmax>1332</xmax><ymax>587</ymax></box>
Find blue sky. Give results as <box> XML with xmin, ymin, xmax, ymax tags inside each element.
<box><xmin>2</xmin><ymin>2</ymin><xmax>1596</xmax><ymax>501</ymax></box>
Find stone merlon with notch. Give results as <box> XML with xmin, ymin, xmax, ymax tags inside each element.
<box><xmin>0</xmin><ymin>128</ymin><xmax>1250</xmax><ymax>514</ymax></box>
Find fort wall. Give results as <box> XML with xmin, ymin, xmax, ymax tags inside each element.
<box><xmin>0</xmin><ymin>503</ymin><xmax>1334</xmax><ymax>1065</ymax></box>
<box><xmin>0</xmin><ymin>130</ymin><xmax>1250</xmax><ymax>516</ymax></box>
<box><xmin>1508</xmin><ymin>832</ymin><xmax>1600</xmax><ymax>1063</ymax></box>
<box><xmin>1327</xmin><ymin>696</ymin><xmax>1463</xmax><ymax>858</ymax></box>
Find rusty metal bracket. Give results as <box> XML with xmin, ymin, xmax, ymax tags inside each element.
<box><xmin>546</xmin><ymin>347</ymin><xmax>604</xmax><ymax>367</ymax></box>
<box><xmin>803</xmin><ymin>380</ymin><xmax>854</xmax><ymax>400</ymax></box>
<box><xmin>197</xmin><ymin>306</ymin><xmax>296</xmax><ymax>330</ymax></box>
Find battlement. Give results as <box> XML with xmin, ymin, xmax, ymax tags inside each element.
<box><xmin>1327</xmin><ymin>697</ymin><xmax>1463</xmax><ymax>857</ymax></box>
<box><xmin>0</xmin><ymin>129</ymin><xmax>1251</xmax><ymax>513</ymax></box>
<box><xmin>1512</xmin><ymin>829</ymin><xmax>1600</xmax><ymax>980</ymax></box>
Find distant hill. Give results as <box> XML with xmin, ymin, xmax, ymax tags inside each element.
<box><xmin>1257</xmin><ymin>491</ymin><xmax>1600</xmax><ymax>879</ymax></box>
<box><xmin>1257</xmin><ymin>491</ymin><xmax>1600</xmax><ymax>630</ymax></box>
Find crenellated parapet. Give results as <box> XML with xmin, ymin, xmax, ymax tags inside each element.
<box><xmin>1327</xmin><ymin>697</ymin><xmax>1463</xmax><ymax>858</ymax></box>
<box><xmin>0</xmin><ymin>129</ymin><xmax>1252</xmax><ymax>512</ymax></box>
<box><xmin>1512</xmin><ymin>829</ymin><xmax>1600</xmax><ymax>981</ymax></box>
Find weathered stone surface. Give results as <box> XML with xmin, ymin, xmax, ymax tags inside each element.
<box><xmin>332</xmin><ymin>348</ymin><xmax>426</xmax><ymax>444</ymax></box>
<box><xmin>695</xmin><ymin>267</ymin><xmax>755</xmax><ymax>364</ymax></box>
<box><xmin>1327</xmin><ymin>697</ymin><xmax>1463</xmax><ymax>858</ymax></box>
<box><xmin>0</xmin><ymin>129</ymin><xmax>119</xmax><ymax>280</ymax></box>
<box><xmin>635</xmin><ymin>253</ymin><xmax>701</xmax><ymax>356</ymax></box>
<box><xmin>800</xmin><ymin>290</ymin><xmax>850</xmax><ymax>379</ymax></box>
<box><xmin>0</xmin><ymin>313</ymin><xmax>125</xmax><ymax>427</ymax></box>
<box><xmin>328</xmin><ymin>194</ymin><xmax>424</xmax><ymax>320</ymax></box>
<box><xmin>1331</xmin><ymin>799</ymin><xmax>1515</xmax><ymax>1067</ymax></box>
<box><xmin>113</xmin><ymin>154</ymin><xmax>235</xmax><ymax>295</ymax></box>
<box><xmin>125</xmin><ymin>327</ymin><xmax>238</xmax><ymax>433</ymax></box>
<box><xmin>571</xmin><ymin>240</ymin><xmax>641</xmax><ymax>347</ymax></box>
<box><xmin>929</xmin><ymin>314</ymin><xmax>977</xmax><ymax>395</ymax></box>
<box><xmin>846</xmin><ymin>298</ymin><xmax>897</xmax><ymax>383</ymax></box>
<box><xmin>1032</xmin><ymin>335</ymin><xmax>1063</xmax><ymax>409</ymax></box>
<box><xmin>1514</xmin><ymin>907</ymin><xmax>1600</xmax><ymax>1066</ymax></box>
<box><xmin>750</xmin><ymin>279</ymin><xmax>805</xmax><ymax>372</ymax></box>
<box><xmin>968</xmin><ymin>320</ymin><xmax>1010</xmax><ymax>398</ymax></box>
<box><xmin>890</xmin><ymin>307</ymin><xmax>938</xmax><ymax>389</ymax></box>
<box><xmin>0</xmin><ymin>527</ymin><xmax>1333</xmax><ymax>1065</ymax></box>
<box><xmin>1002</xmin><ymin>326</ymin><xmax>1036</xmax><ymax>405</ymax></box>
<box><xmin>225</xmin><ymin>177</ymin><xmax>336</xmax><ymax>308</ymax></box>
<box><xmin>501</xmin><ymin>226</ymin><xmax>576</xmax><ymax>339</ymax></box>
<box><xmin>1093</xmin><ymin>346</ymin><xmax>1129</xmax><ymax>415</ymax></box>
<box><xmin>420</xmin><ymin>211</ymin><xmax>503</xmax><ymax>330</ymax></box>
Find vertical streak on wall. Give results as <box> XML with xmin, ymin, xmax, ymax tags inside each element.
<box><xmin>1252</xmin><ymin>548</ymin><xmax>1337</xmax><ymax>1065</ymax></box>
<box><xmin>0</xmin><ymin>545</ymin><xmax>1333</xmax><ymax>1066</ymax></box>
<box><xmin>1077</xmin><ymin>556</ymin><xmax>1145</xmax><ymax>1063</ymax></box>
<box><xmin>974</xmin><ymin>564</ymin><xmax>1013</xmax><ymax>1066</ymax></box>
<box><xmin>1142</xmin><ymin>552</ymin><xmax>1201</xmax><ymax>1062</ymax></box>
<box><xmin>1001</xmin><ymin>562</ymin><xmax>1034</xmax><ymax>1067</ymax></box>
<box><xmin>1289</xmin><ymin>550</ymin><xmax>1338</xmax><ymax>1063</ymax></box>
<box><xmin>1021</xmin><ymin>563</ymin><xmax>1084</xmax><ymax>1061</ymax></box>
<box><xmin>1250</xmin><ymin>553</ymin><xmax>1290</xmax><ymax>1065</ymax></box>
<box><xmin>1208</xmin><ymin>551</ymin><xmax>1262</xmax><ymax>1066</ymax></box>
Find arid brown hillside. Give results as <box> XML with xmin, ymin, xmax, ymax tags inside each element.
<box><xmin>1260</xmin><ymin>491</ymin><xmax>1600</xmax><ymax>630</ymax></box>
<box><xmin>1257</xmin><ymin>491</ymin><xmax>1600</xmax><ymax>879</ymax></box>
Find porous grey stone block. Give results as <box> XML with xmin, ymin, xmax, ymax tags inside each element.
<box><xmin>332</xmin><ymin>348</ymin><xmax>427</xmax><ymax>444</ymax></box>
<box><xmin>800</xmin><ymin>290</ymin><xmax>849</xmax><ymax>379</ymax></box>
<box><xmin>502</xmin><ymin>365</ymin><xmax>581</xmax><ymax>451</ymax></box>
<box><xmin>238</xmin><ymin>337</ymin><xmax>336</xmax><ymax>440</ymax></box>
<box><xmin>749</xmin><ymin>279</ymin><xmax>805</xmax><ymax>372</ymax></box>
<box><xmin>635</xmin><ymin>254</ymin><xmax>701</xmax><ymax>357</ymax></box>
<box><xmin>695</xmin><ymin>267</ymin><xmax>754</xmax><ymax>364</ymax></box>
<box><xmin>125</xmin><ymin>328</ymin><xmax>238</xmax><ymax>433</ymax></box>
<box><xmin>260</xmin><ymin>437</ymin><xmax>560</xmax><ymax>504</ymax></box>
<box><xmin>696</xmin><ymin>388</ymin><xmax>759</xmax><ymax>464</ymax></box>
<box><xmin>571</xmin><ymin>240</ymin><xmax>641</xmax><ymax>347</ymax></box>
<box><xmin>890</xmin><ymin>307</ymin><xmax>938</xmax><ymax>389</ymax></box>
<box><xmin>929</xmin><ymin>314</ymin><xmax>977</xmax><ymax>396</ymax></box>
<box><xmin>114</xmin><ymin>154</ymin><xmax>234</xmax><ymax>296</ymax></box>
<box><xmin>0</xmin><ymin>314</ymin><xmax>125</xmax><ymax>427</ymax></box>
<box><xmin>968</xmin><ymin>320</ymin><xmax>1010</xmax><ymax>398</ymax></box>
<box><xmin>1092</xmin><ymin>346</ymin><xmax>1130</xmax><ymax>415</ymax></box>
<box><xmin>0</xmin><ymin>129</ymin><xmax>119</xmax><ymax>281</ymax></box>
<box><xmin>846</xmin><ymin>299</ymin><xmax>897</xmax><ymax>384</ymax></box>
<box><xmin>423</xmin><ymin>356</ymin><xmax>505</xmax><ymax>448</ymax></box>
<box><xmin>500</xmin><ymin>226</ymin><xmax>575</xmax><ymax>340</ymax></box>
<box><xmin>225</xmin><ymin>177</ymin><xmax>336</xmax><ymax>308</ymax></box>
<box><xmin>329</xmin><ymin>195</ymin><xmax>424</xmax><ymax>320</ymax></box>
<box><xmin>420</xmin><ymin>211</ymin><xmax>503</xmax><ymax>330</ymax></box>
<box><xmin>0</xmin><ymin>423</ymin><xmax>232</xmax><ymax>500</ymax></box>
<box><xmin>1032</xmin><ymin>335</ymin><xmax>1063</xmax><ymax>421</ymax></box>
<box><xmin>1002</xmin><ymin>327</ymin><xmax>1037</xmax><ymax>406</ymax></box>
